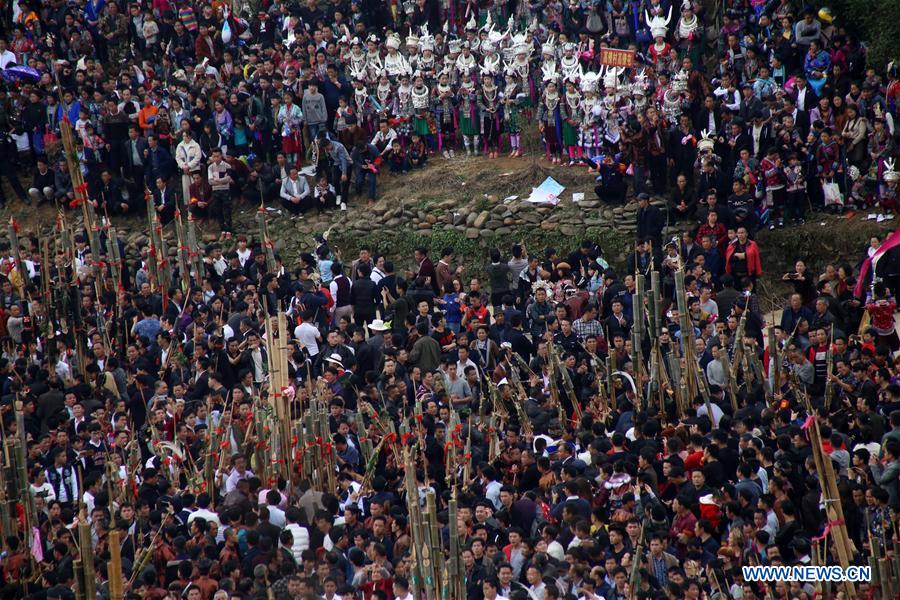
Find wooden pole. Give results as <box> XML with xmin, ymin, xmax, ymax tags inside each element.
<box><xmin>767</xmin><ymin>321</ymin><xmax>780</xmax><ymax>394</ymax></box>
<box><xmin>173</xmin><ymin>208</ymin><xmax>192</xmax><ymax>293</ymax></box>
<box><xmin>628</xmin><ymin>522</ymin><xmax>646</xmax><ymax>600</ymax></box>
<box><xmin>186</xmin><ymin>214</ymin><xmax>205</xmax><ymax>284</ymax></box>
<box><xmin>719</xmin><ymin>346</ymin><xmax>740</xmax><ymax>414</ymax></box>
<box><xmin>156</xmin><ymin>219</ymin><xmax>172</xmax><ymax>301</ymax></box>
<box><xmin>108</xmin><ymin>529</ymin><xmax>125</xmax><ymax>600</ymax></box>
<box><xmin>666</xmin><ymin>348</ymin><xmax>685</xmax><ymax>419</ymax></box>
<box><xmin>59</xmin><ymin>216</ymin><xmax>88</xmax><ymax>380</ymax></box>
<box><xmin>7</xmin><ymin>218</ymin><xmax>31</xmax><ymax>291</ymax></box>
<box><xmin>108</xmin><ymin>225</ymin><xmax>127</xmax><ymax>352</ymax></box>
<box><xmin>54</xmin><ymin>77</ymin><xmax>101</xmax><ymax>263</ymax></box>
<box><xmin>256</xmin><ymin>206</ymin><xmax>277</xmax><ymax>274</ymax></box>
<box><xmin>674</xmin><ymin>270</ymin><xmax>704</xmax><ymax>416</ymax></box>
<box><xmin>447</xmin><ymin>487</ymin><xmax>463</xmax><ymax>600</ymax></box>
<box><xmin>0</xmin><ymin>444</ymin><xmax>13</xmax><ymax>538</ymax></box>
<box><xmin>78</xmin><ymin>510</ymin><xmax>97</xmax><ymax>600</ymax></box>
<box><xmin>424</xmin><ymin>491</ymin><xmax>444</xmax><ymax>598</ymax></box>
<box><xmin>145</xmin><ymin>191</ymin><xmax>160</xmax><ymax>293</ymax></box>
<box><xmin>274</xmin><ymin>313</ymin><xmax>293</xmax><ymax>483</ymax></box>
<box><xmin>648</xmin><ymin>271</ymin><xmax>660</xmax><ymax>338</ymax></box>
<box><xmin>730</xmin><ymin>302</ymin><xmax>750</xmax><ymax>407</ymax></box>
<box><xmin>801</xmin><ymin>393</ymin><xmax>856</xmax><ymax>598</ymax></box>
<box><xmin>606</xmin><ymin>355</ymin><xmax>617</xmax><ymax>412</ymax></box>
<box><xmin>402</xmin><ymin>444</ymin><xmax>426</xmax><ymax>600</ymax></box>
<box><xmin>73</xmin><ymin>559</ymin><xmax>86</xmax><ymax>600</ymax></box>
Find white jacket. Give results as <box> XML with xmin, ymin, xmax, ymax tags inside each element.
<box><xmin>284</xmin><ymin>522</ymin><xmax>310</xmax><ymax>561</ymax></box>
<box><xmin>175</xmin><ymin>139</ymin><xmax>202</xmax><ymax>173</ymax></box>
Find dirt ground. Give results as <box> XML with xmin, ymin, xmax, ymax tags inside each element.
<box><xmin>3</xmin><ymin>156</ymin><xmax>897</xmax><ymax>314</ymax></box>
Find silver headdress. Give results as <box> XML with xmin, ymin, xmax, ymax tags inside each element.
<box><xmin>672</xmin><ymin>69</ymin><xmax>689</xmax><ymax>93</ymax></box>
<box><xmin>677</xmin><ymin>0</ymin><xmax>699</xmax><ymax>38</ymax></box>
<box><xmin>645</xmin><ymin>6</ymin><xmax>673</xmax><ymax>39</ymax></box>
<box><xmin>541</xmin><ymin>62</ymin><xmax>559</xmax><ymax>84</ymax></box>
<box><xmin>885</xmin><ymin>158</ymin><xmax>900</xmax><ymax>183</ymax></box>
<box><xmin>630</xmin><ymin>69</ymin><xmax>649</xmax><ymax>96</ymax></box>
<box><xmin>541</xmin><ymin>34</ymin><xmax>556</xmax><ymax>56</ymax></box>
<box><xmin>386</xmin><ymin>33</ymin><xmax>401</xmax><ymax>50</ymax></box>
<box><xmin>580</xmin><ymin>70</ymin><xmax>600</xmax><ymax>93</ymax></box>
<box><xmin>697</xmin><ymin>129</ymin><xmax>715</xmax><ymax>153</ymax></box>
<box><xmin>603</xmin><ymin>65</ymin><xmax>623</xmax><ymax>91</ymax></box>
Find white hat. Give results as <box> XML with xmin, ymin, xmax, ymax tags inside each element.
<box><xmin>368</xmin><ymin>319</ymin><xmax>389</xmax><ymax>332</ymax></box>
<box><xmin>324</xmin><ymin>353</ymin><xmax>344</xmax><ymax>368</ymax></box>
<box><xmin>386</xmin><ymin>34</ymin><xmax>401</xmax><ymax>50</ymax></box>
<box><xmin>699</xmin><ymin>493</ymin><xmax>718</xmax><ymax>506</ymax></box>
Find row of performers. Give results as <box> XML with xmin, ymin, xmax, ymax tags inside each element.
<box><xmin>344</xmin><ymin>72</ymin><xmax>638</xmax><ymax>160</ymax></box>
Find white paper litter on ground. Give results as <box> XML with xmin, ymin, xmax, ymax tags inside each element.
<box><xmin>572</xmin><ymin>193</ymin><xmax>585</xmax><ymax>203</ymax></box>
<box><xmin>525</xmin><ymin>177</ymin><xmax>565</xmax><ymax>206</ymax></box>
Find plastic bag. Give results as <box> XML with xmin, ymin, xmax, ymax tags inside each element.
<box><xmin>823</xmin><ymin>180</ymin><xmax>844</xmax><ymax>206</ymax></box>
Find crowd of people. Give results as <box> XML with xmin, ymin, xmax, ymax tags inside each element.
<box><xmin>0</xmin><ymin>0</ymin><xmax>900</xmax><ymax>599</ymax></box>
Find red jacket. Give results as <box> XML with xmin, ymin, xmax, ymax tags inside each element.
<box><xmin>359</xmin><ymin>577</ymin><xmax>393</xmax><ymax>600</ymax></box>
<box><xmin>725</xmin><ymin>240</ymin><xmax>763</xmax><ymax>277</ymax></box>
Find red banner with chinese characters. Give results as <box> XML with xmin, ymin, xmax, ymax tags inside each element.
<box><xmin>599</xmin><ymin>48</ymin><xmax>635</xmax><ymax>68</ymax></box>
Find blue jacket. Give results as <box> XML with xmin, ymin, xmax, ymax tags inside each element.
<box><xmin>781</xmin><ymin>305</ymin><xmax>814</xmax><ymax>333</ymax></box>
<box><xmin>326</xmin><ymin>140</ymin><xmax>351</xmax><ymax>174</ymax></box>
<box><xmin>56</xmin><ymin>100</ymin><xmax>81</xmax><ymax>128</ymax></box>
<box><xmin>146</xmin><ymin>146</ymin><xmax>175</xmax><ymax>181</ymax></box>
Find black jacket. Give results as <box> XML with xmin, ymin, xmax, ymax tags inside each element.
<box><xmin>636</xmin><ymin>203</ymin><xmax>665</xmax><ymax>243</ymax></box>
<box><xmin>95</xmin><ymin>179</ymin><xmax>127</xmax><ymax>214</ymax></box>
<box><xmin>122</xmin><ymin>136</ymin><xmax>149</xmax><ymax>169</ymax></box>
<box><xmin>31</xmin><ymin>168</ymin><xmax>56</xmax><ymax>194</ymax></box>
<box><xmin>349</xmin><ymin>278</ymin><xmax>378</xmax><ymax>317</ymax></box>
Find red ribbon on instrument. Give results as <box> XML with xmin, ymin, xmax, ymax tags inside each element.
<box><xmin>811</xmin><ymin>519</ymin><xmax>846</xmax><ymax>542</ymax></box>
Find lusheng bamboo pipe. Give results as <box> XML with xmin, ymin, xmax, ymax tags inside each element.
<box><xmin>186</xmin><ymin>214</ymin><xmax>204</xmax><ymax>284</ymax></box>
<box><xmin>675</xmin><ymin>270</ymin><xmax>707</xmax><ymax>419</ymax></box>
<box><xmin>402</xmin><ymin>445</ymin><xmax>425</xmax><ymax>600</ymax></box>
<box><xmin>276</xmin><ymin>313</ymin><xmax>294</xmax><ymax>483</ymax></box>
<box><xmin>447</xmin><ymin>487</ymin><xmax>464</xmax><ymax>600</ymax></box>
<box><xmin>628</xmin><ymin>522</ymin><xmax>646</xmax><ymax>599</ymax></box>
<box><xmin>173</xmin><ymin>208</ymin><xmax>191</xmax><ymax>292</ymax></box>
<box><xmin>73</xmin><ymin>559</ymin><xmax>85</xmax><ymax>600</ymax></box>
<box><xmin>0</xmin><ymin>445</ymin><xmax>13</xmax><ymax>537</ymax></box>
<box><xmin>77</xmin><ymin>510</ymin><xmax>96</xmax><ymax>600</ymax></box>
<box><xmin>424</xmin><ymin>491</ymin><xmax>443</xmax><ymax>597</ymax></box>
<box><xmin>108</xmin><ymin>529</ymin><xmax>125</xmax><ymax>600</ymax></box>
<box><xmin>800</xmin><ymin>392</ymin><xmax>856</xmax><ymax>598</ymax></box>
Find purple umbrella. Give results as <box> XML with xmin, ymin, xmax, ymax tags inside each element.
<box><xmin>2</xmin><ymin>65</ymin><xmax>41</xmax><ymax>83</ymax></box>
